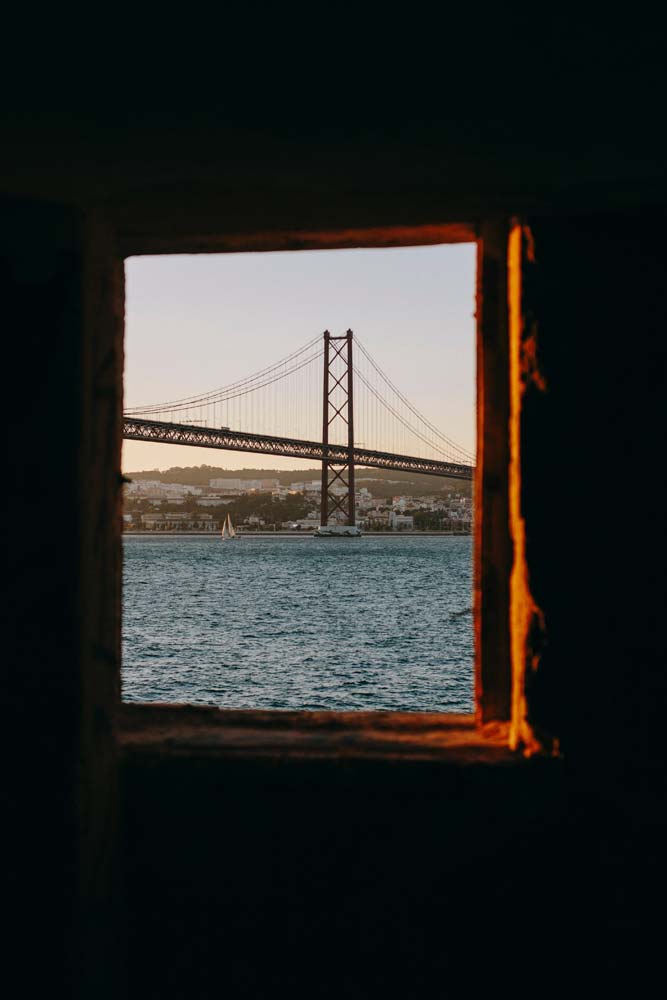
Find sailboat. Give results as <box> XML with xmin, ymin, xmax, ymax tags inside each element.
<box><xmin>221</xmin><ymin>513</ymin><xmax>237</xmax><ymax>540</ymax></box>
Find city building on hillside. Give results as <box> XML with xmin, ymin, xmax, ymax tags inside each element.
<box><xmin>139</xmin><ymin>513</ymin><xmax>217</xmax><ymax>531</ymax></box>
<box><xmin>210</xmin><ymin>478</ymin><xmax>243</xmax><ymax>490</ymax></box>
<box><xmin>210</xmin><ymin>478</ymin><xmax>279</xmax><ymax>492</ymax></box>
<box><xmin>163</xmin><ymin>484</ymin><xmax>200</xmax><ymax>496</ymax></box>
<box><xmin>366</xmin><ymin>511</ymin><xmax>391</xmax><ymax>527</ymax></box>
<box><xmin>125</xmin><ymin>481</ymin><xmax>202</xmax><ymax>496</ymax></box>
<box><xmin>390</xmin><ymin>513</ymin><xmax>414</xmax><ymax>530</ymax></box>
<box><xmin>290</xmin><ymin>480</ymin><xmax>322</xmax><ymax>493</ymax></box>
<box><xmin>125</xmin><ymin>479</ymin><xmax>161</xmax><ymax>493</ymax></box>
<box><xmin>196</xmin><ymin>496</ymin><xmax>234</xmax><ymax>507</ymax></box>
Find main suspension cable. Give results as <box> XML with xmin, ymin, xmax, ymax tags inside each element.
<box><xmin>125</xmin><ymin>334</ymin><xmax>322</xmax><ymax>413</ymax></box>
<box><xmin>355</xmin><ymin>337</ymin><xmax>475</xmax><ymax>462</ymax></box>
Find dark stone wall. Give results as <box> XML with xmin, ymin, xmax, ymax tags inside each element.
<box><xmin>123</xmin><ymin>753</ymin><xmax>570</xmax><ymax>997</ymax></box>
<box><xmin>5</xmin><ymin>200</ymin><xmax>86</xmax><ymax>991</ymax></box>
<box><xmin>5</xmin><ymin>200</ymin><xmax>123</xmax><ymax>998</ymax></box>
<box><xmin>520</xmin><ymin>214</ymin><xmax>666</xmax><ymax>814</ymax></box>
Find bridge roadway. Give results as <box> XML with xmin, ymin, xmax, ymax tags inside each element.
<box><xmin>123</xmin><ymin>417</ymin><xmax>474</xmax><ymax>480</ymax></box>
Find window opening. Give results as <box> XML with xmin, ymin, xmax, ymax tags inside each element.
<box><xmin>121</xmin><ymin>244</ymin><xmax>476</xmax><ymax>712</ymax></box>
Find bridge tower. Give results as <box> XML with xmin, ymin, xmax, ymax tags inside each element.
<box><xmin>320</xmin><ymin>330</ymin><xmax>355</xmax><ymax>527</ymax></box>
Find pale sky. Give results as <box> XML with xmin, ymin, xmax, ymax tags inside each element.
<box><xmin>122</xmin><ymin>243</ymin><xmax>477</xmax><ymax>472</ymax></box>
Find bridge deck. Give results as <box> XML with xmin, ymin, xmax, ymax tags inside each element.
<box><xmin>123</xmin><ymin>418</ymin><xmax>474</xmax><ymax>480</ymax></box>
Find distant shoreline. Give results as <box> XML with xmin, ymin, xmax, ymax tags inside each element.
<box><xmin>123</xmin><ymin>530</ymin><xmax>471</xmax><ymax>538</ymax></box>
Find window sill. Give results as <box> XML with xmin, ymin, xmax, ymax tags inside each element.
<box><xmin>118</xmin><ymin>703</ymin><xmax>516</xmax><ymax>766</ymax></box>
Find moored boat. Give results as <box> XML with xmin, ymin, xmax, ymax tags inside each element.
<box><xmin>313</xmin><ymin>525</ymin><xmax>362</xmax><ymax>538</ymax></box>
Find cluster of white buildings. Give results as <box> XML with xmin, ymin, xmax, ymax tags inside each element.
<box><xmin>123</xmin><ymin>476</ymin><xmax>472</xmax><ymax>532</ymax></box>
<box><xmin>282</xmin><ymin>489</ymin><xmax>472</xmax><ymax>532</ymax></box>
<box><xmin>127</xmin><ymin>512</ymin><xmax>218</xmax><ymax>531</ymax></box>
<box><xmin>125</xmin><ymin>477</ymin><xmax>281</xmax><ymax>507</ymax></box>
<box><xmin>209</xmin><ymin>477</ymin><xmax>279</xmax><ymax>492</ymax></box>
<box><xmin>124</xmin><ymin>476</ymin><xmax>356</xmax><ymax>508</ymax></box>
<box><xmin>125</xmin><ymin>480</ymin><xmax>203</xmax><ymax>498</ymax></box>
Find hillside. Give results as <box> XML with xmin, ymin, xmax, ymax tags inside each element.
<box><xmin>125</xmin><ymin>464</ymin><xmax>472</xmax><ymax>498</ymax></box>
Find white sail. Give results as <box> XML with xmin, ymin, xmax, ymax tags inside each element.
<box><xmin>221</xmin><ymin>518</ymin><xmax>229</xmax><ymax>540</ymax></box>
<box><xmin>227</xmin><ymin>514</ymin><xmax>236</xmax><ymax>538</ymax></box>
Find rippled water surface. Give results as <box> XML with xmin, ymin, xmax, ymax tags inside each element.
<box><xmin>122</xmin><ymin>534</ymin><xmax>473</xmax><ymax>712</ymax></box>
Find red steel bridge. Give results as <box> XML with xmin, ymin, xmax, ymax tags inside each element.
<box><xmin>124</xmin><ymin>331</ymin><xmax>475</xmax><ymax>527</ymax></box>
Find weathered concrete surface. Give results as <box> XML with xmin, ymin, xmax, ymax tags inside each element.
<box><xmin>119</xmin><ymin>704</ymin><xmax>509</xmax><ymax>761</ymax></box>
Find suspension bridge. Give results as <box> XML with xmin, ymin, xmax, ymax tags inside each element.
<box><xmin>123</xmin><ymin>331</ymin><xmax>474</xmax><ymax>528</ymax></box>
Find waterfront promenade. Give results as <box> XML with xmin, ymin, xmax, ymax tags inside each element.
<box><xmin>123</xmin><ymin>529</ymin><xmax>472</xmax><ymax>537</ymax></box>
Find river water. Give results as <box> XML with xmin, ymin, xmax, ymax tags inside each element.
<box><xmin>122</xmin><ymin>534</ymin><xmax>473</xmax><ymax>712</ymax></box>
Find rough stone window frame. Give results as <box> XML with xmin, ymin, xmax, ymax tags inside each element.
<box><xmin>92</xmin><ymin>216</ymin><xmax>531</xmax><ymax>757</ymax></box>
